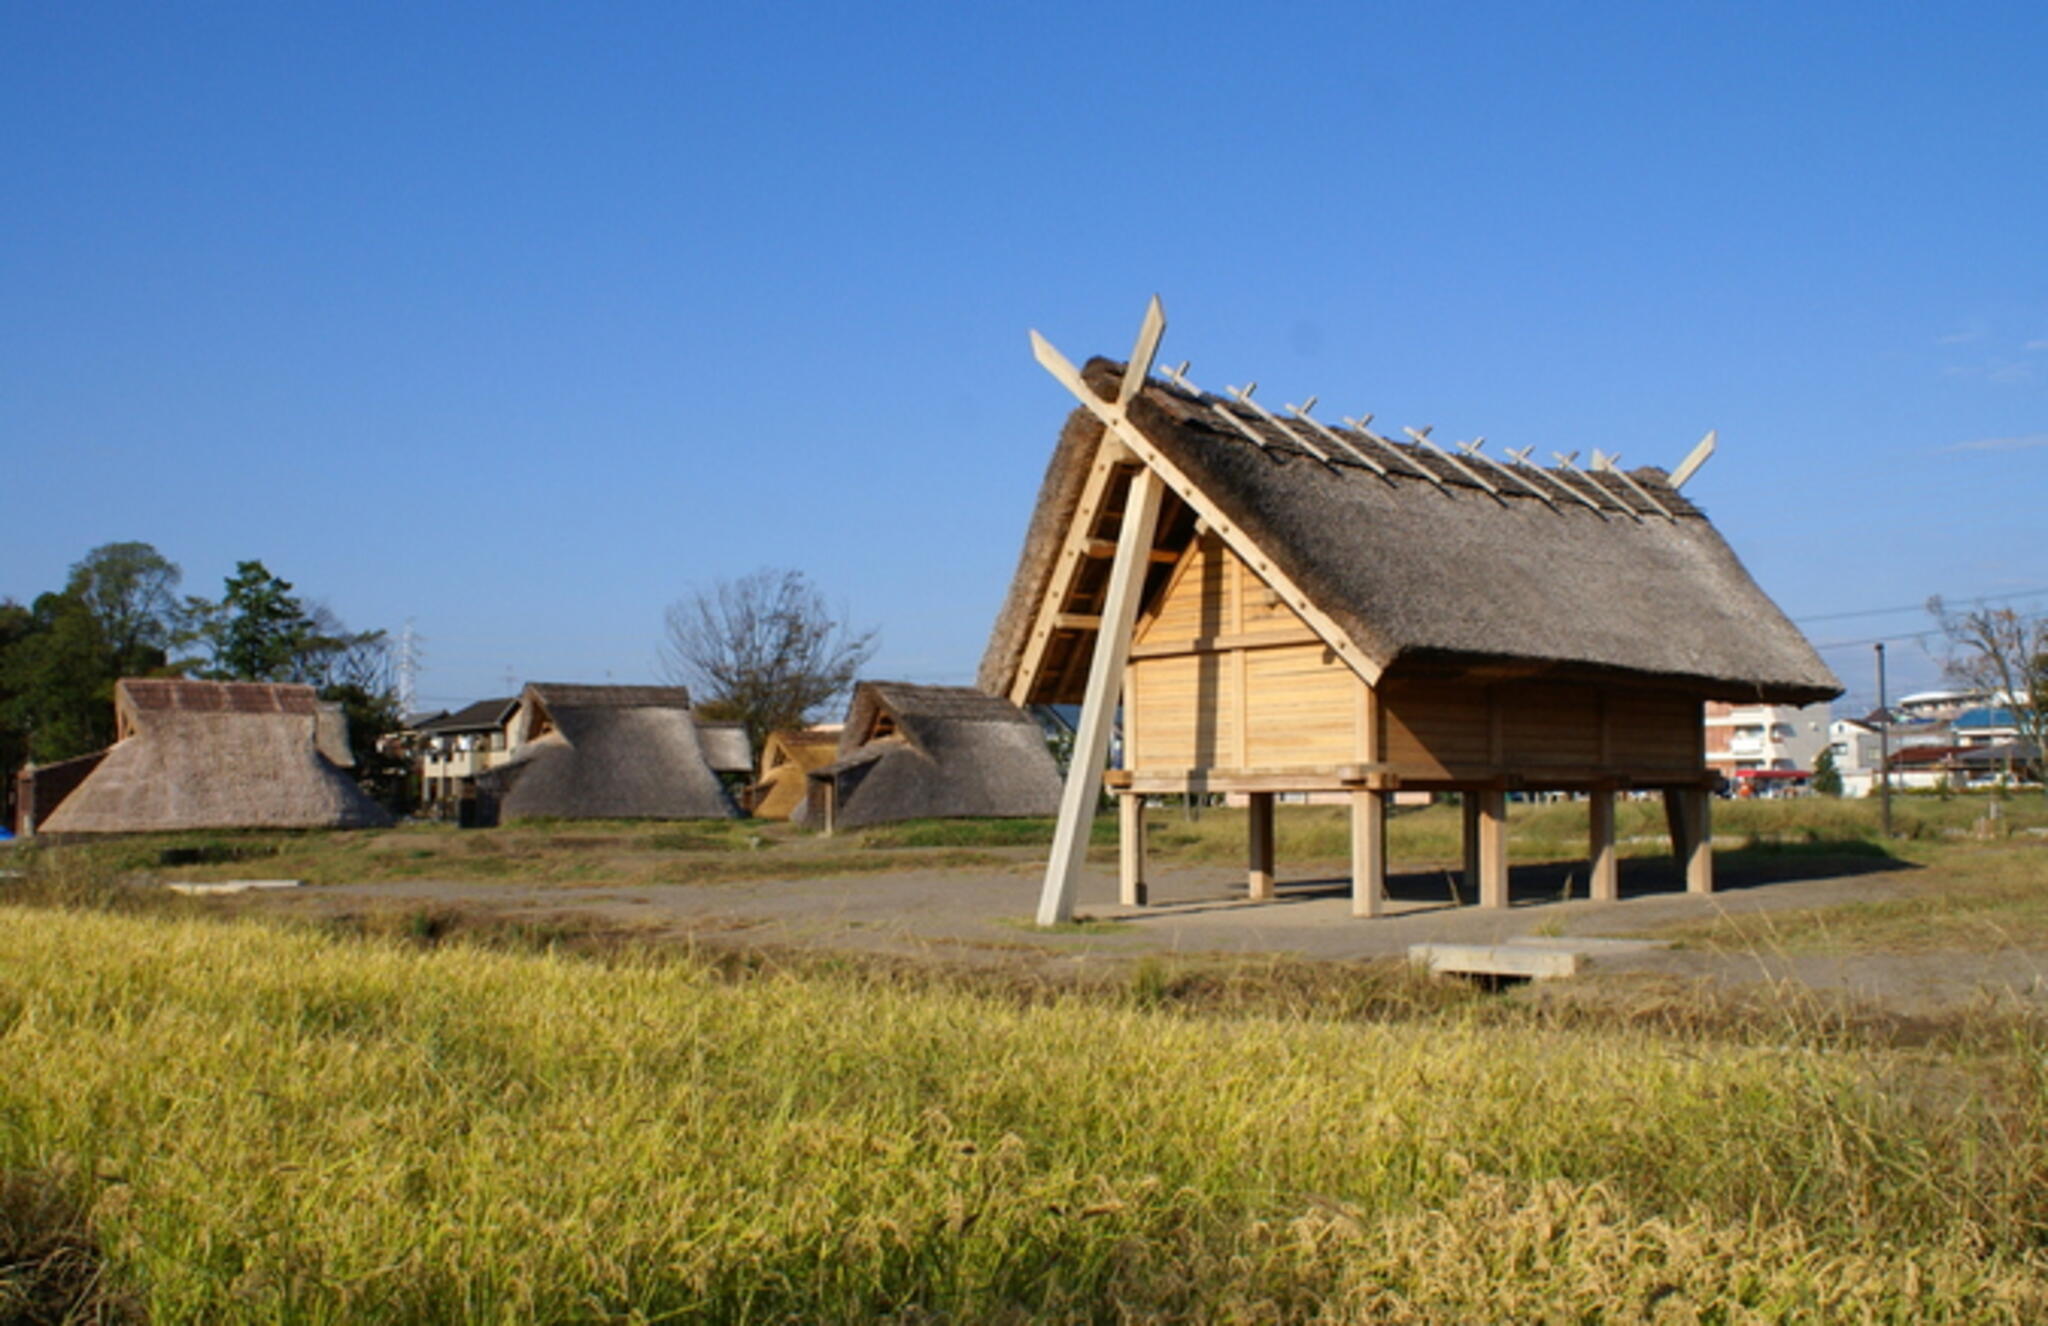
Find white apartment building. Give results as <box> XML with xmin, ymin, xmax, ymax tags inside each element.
<box><xmin>1704</xmin><ymin>699</ymin><xmax>1832</xmax><ymax>791</ymax></box>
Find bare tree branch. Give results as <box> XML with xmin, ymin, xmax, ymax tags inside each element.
<box><xmin>1929</xmin><ymin>596</ymin><xmax>2048</xmax><ymax>795</ymax></box>
<box><xmin>661</xmin><ymin>569</ymin><xmax>878</xmax><ymax>758</ymax></box>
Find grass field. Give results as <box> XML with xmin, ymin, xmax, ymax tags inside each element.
<box><xmin>6</xmin><ymin>798</ymin><xmax>2048</xmax><ymax>1319</ymax></box>
<box><xmin>3</xmin><ymin>900</ymin><xmax>2047</xmax><ymax>1321</ymax></box>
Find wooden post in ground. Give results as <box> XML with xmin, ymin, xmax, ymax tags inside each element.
<box><xmin>1461</xmin><ymin>794</ymin><xmax>1482</xmax><ymax>901</ymax></box>
<box><xmin>1119</xmin><ymin>792</ymin><xmax>1147</xmax><ymax>906</ymax></box>
<box><xmin>1684</xmin><ymin>786</ymin><xmax>1713</xmax><ymax>894</ymax></box>
<box><xmin>1588</xmin><ymin>784</ymin><xmax>1618</xmax><ymax>902</ymax></box>
<box><xmin>1351</xmin><ymin>788</ymin><xmax>1385</xmax><ymax>917</ymax></box>
<box><xmin>1247</xmin><ymin>791</ymin><xmax>1276</xmax><ymax>901</ymax></box>
<box><xmin>1477</xmin><ymin>788</ymin><xmax>1509</xmax><ymax>909</ymax></box>
<box><xmin>1662</xmin><ymin>785</ymin><xmax>1715</xmax><ymax>895</ymax></box>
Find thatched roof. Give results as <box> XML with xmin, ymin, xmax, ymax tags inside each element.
<box><xmin>696</xmin><ymin>722</ymin><xmax>753</xmax><ymax>775</ymax></box>
<box><xmin>982</xmin><ymin>358</ymin><xmax>1840</xmax><ymax>706</ymax></box>
<box><xmin>480</xmin><ymin>683</ymin><xmax>736</xmax><ymax>821</ymax></box>
<box><xmin>749</xmin><ymin>725</ymin><xmax>843</xmax><ymax>820</ymax></box>
<box><xmin>41</xmin><ymin>679</ymin><xmax>391</xmax><ymax>833</ymax></box>
<box><xmin>795</xmin><ymin>682</ymin><xmax>1061</xmax><ymax>830</ymax></box>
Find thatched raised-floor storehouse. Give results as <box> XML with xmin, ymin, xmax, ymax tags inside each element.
<box><xmin>996</xmin><ymin>301</ymin><xmax>1840</xmax><ymax>923</ymax></box>
<box><xmin>34</xmin><ymin>679</ymin><xmax>391</xmax><ymax>834</ymax></box>
<box><xmin>475</xmin><ymin>683</ymin><xmax>739</xmax><ymax>823</ymax></box>
<box><xmin>749</xmin><ymin>725</ymin><xmax>842</xmax><ymax>820</ymax></box>
<box><xmin>796</xmin><ymin>682</ymin><xmax>1061</xmax><ymax>833</ymax></box>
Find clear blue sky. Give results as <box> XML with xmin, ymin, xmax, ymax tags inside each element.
<box><xmin>6</xmin><ymin>1</ymin><xmax>2045</xmax><ymax>716</ymax></box>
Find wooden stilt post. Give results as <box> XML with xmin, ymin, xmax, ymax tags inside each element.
<box><xmin>1351</xmin><ymin>788</ymin><xmax>1385</xmax><ymax>917</ymax></box>
<box><xmin>1119</xmin><ymin>792</ymin><xmax>1147</xmax><ymax>906</ymax></box>
<box><xmin>1478</xmin><ymin>788</ymin><xmax>1509</xmax><ymax>909</ymax></box>
<box><xmin>1685</xmin><ymin>786</ymin><xmax>1714</xmax><ymax>895</ymax></box>
<box><xmin>1461</xmin><ymin>794</ymin><xmax>1481</xmax><ymax>901</ymax></box>
<box><xmin>1033</xmin><ymin>300</ymin><xmax>1168</xmax><ymax>927</ymax></box>
<box><xmin>1247</xmin><ymin>791</ymin><xmax>1276</xmax><ymax>900</ymax></box>
<box><xmin>1588</xmin><ymin>784</ymin><xmax>1618</xmax><ymax>903</ymax></box>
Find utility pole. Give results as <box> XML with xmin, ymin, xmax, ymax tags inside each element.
<box><xmin>1875</xmin><ymin>642</ymin><xmax>1892</xmax><ymax>838</ymax></box>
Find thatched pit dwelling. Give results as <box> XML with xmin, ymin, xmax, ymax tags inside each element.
<box><xmin>35</xmin><ymin>678</ymin><xmax>391</xmax><ymax>833</ymax></box>
<box><xmin>475</xmin><ymin>683</ymin><xmax>739</xmax><ymax>823</ymax></box>
<box><xmin>796</xmin><ymin>682</ymin><xmax>1061</xmax><ymax>833</ymax></box>
<box><xmin>990</xmin><ymin>340</ymin><xmax>1839</xmax><ymax>919</ymax></box>
<box><xmin>749</xmin><ymin>725</ymin><xmax>842</xmax><ymax>820</ymax></box>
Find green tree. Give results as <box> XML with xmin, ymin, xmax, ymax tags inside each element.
<box><xmin>1811</xmin><ymin>745</ymin><xmax>1843</xmax><ymax>798</ymax></box>
<box><xmin>200</xmin><ymin>560</ymin><xmax>316</xmax><ymax>682</ymax></box>
<box><xmin>0</xmin><ymin>591</ymin><xmax>120</xmax><ymax>763</ymax></box>
<box><xmin>65</xmin><ymin>541</ymin><xmax>182</xmax><ymax>675</ymax></box>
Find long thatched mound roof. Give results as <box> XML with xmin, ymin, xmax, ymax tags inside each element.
<box><xmin>750</xmin><ymin>725</ymin><xmax>842</xmax><ymax>820</ymax></box>
<box><xmin>42</xmin><ymin>679</ymin><xmax>391</xmax><ymax>833</ymax></box>
<box><xmin>481</xmin><ymin>682</ymin><xmax>737</xmax><ymax>821</ymax></box>
<box><xmin>982</xmin><ymin>357</ymin><xmax>1839</xmax><ymax>706</ymax></box>
<box><xmin>796</xmin><ymin>682</ymin><xmax>1060</xmax><ymax>830</ymax></box>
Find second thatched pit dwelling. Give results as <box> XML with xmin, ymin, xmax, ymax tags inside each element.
<box><xmin>999</xmin><ymin>301</ymin><xmax>1842</xmax><ymax>923</ymax></box>
<box><xmin>474</xmin><ymin>683</ymin><xmax>740</xmax><ymax>823</ymax></box>
<box><xmin>795</xmin><ymin>682</ymin><xmax>1061</xmax><ymax>833</ymax></box>
<box><xmin>32</xmin><ymin>678</ymin><xmax>391</xmax><ymax>834</ymax></box>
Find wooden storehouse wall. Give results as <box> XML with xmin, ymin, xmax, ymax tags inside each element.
<box><xmin>1126</xmin><ymin>533</ymin><xmax>1367</xmax><ymax>778</ymax></box>
<box><xmin>1124</xmin><ymin>533</ymin><xmax>1705</xmax><ymax>789</ymax></box>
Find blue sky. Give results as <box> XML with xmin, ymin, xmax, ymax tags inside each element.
<box><xmin>5</xmin><ymin>1</ymin><xmax>2045</xmax><ymax>716</ymax></box>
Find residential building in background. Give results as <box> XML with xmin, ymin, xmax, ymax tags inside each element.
<box><xmin>1704</xmin><ymin>700</ymin><xmax>1832</xmax><ymax>794</ymax></box>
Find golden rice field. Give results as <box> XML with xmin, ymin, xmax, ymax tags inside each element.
<box><xmin>3</xmin><ymin>893</ymin><xmax>2047</xmax><ymax>1321</ymax></box>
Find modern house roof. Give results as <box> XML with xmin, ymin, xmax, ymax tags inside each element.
<box><xmin>416</xmin><ymin>697</ymin><xmax>518</xmax><ymax>735</ymax></box>
<box><xmin>982</xmin><ymin>358</ymin><xmax>1841</xmax><ymax>706</ymax></box>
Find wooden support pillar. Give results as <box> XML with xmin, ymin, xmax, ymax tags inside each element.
<box><xmin>1685</xmin><ymin>787</ymin><xmax>1713</xmax><ymax>895</ymax></box>
<box><xmin>1119</xmin><ymin>793</ymin><xmax>1147</xmax><ymax>907</ymax></box>
<box><xmin>1461</xmin><ymin>794</ymin><xmax>1481</xmax><ymax>900</ymax></box>
<box><xmin>1477</xmin><ymin>788</ymin><xmax>1509</xmax><ymax>909</ymax></box>
<box><xmin>1588</xmin><ymin>784</ymin><xmax>1618</xmax><ymax>903</ymax></box>
<box><xmin>1247</xmin><ymin>791</ymin><xmax>1276</xmax><ymax>901</ymax></box>
<box><xmin>1351</xmin><ymin>788</ymin><xmax>1385</xmax><ymax>917</ymax></box>
<box><xmin>1662</xmin><ymin>785</ymin><xmax>1715</xmax><ymax>895</ymax></box>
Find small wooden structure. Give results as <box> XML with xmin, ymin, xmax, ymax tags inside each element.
<box><xmin>749</xmin><ymin>725</ymin><xmax>842</xmax><ymax>819</ymax></box>
<box><xmin>796</xmin><ymin>682</ymin><xmax>1061</xmax><ymax>834</ymax></box>
<box><xmin>983</xmin><ymin>300</ymin><xmax>1840</xmax><ymax>923</ymax></box>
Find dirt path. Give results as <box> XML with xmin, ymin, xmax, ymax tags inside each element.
<box><xmin>244</xmin><ymin>853</ymin><xmax>2048</xmax><ymax>1018</ymax></box>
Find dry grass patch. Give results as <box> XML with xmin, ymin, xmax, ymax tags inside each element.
<box><xmin>2</xmin><ymin>904</ymin><xmax>2046</xmax><ymax>1320</ymax></box>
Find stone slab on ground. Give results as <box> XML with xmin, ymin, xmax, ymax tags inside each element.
<box><xmin>1413</xmin><ymin>935</ymin><xmax>1676</xmax><ymax>980</ymax></box>
<box><xmin>165</xmin><ymin>879</ymin><xmax>303</xmax><ymax>896</ymax></box>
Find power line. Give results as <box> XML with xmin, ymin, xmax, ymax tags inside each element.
<box><xmin>1795</xmin><ymin>585</ymin><xmax>2048</xmax><ymax>624</ymax></box>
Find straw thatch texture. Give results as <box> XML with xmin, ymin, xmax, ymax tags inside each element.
<box><xmin>749</xmin><ymin>726</ymin><xmax>841</xmax><ymax>820</ymax></box>
<box><xmin>40</xmin><ymin>680</ymin><xmax>390</xmax><ymax>833</ymax></box>
<box><xmin>795</xmin><ymin>682</ymin><xmax>1061</xmax><ymax>830</ymax></box>
<box><xmin>982</xmin><ymin>359</ymin><xmax>1839</xmax><ymax>705</ymax></box>
<box><xmin>696</xmin><ymin>723</ymin><xmax>753</xmax><ymax>776</ymax></box>
<box><xmin>479</xmin><ymin>684</ymin><xmax>737</xmax><ymax>821</ymax></box>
